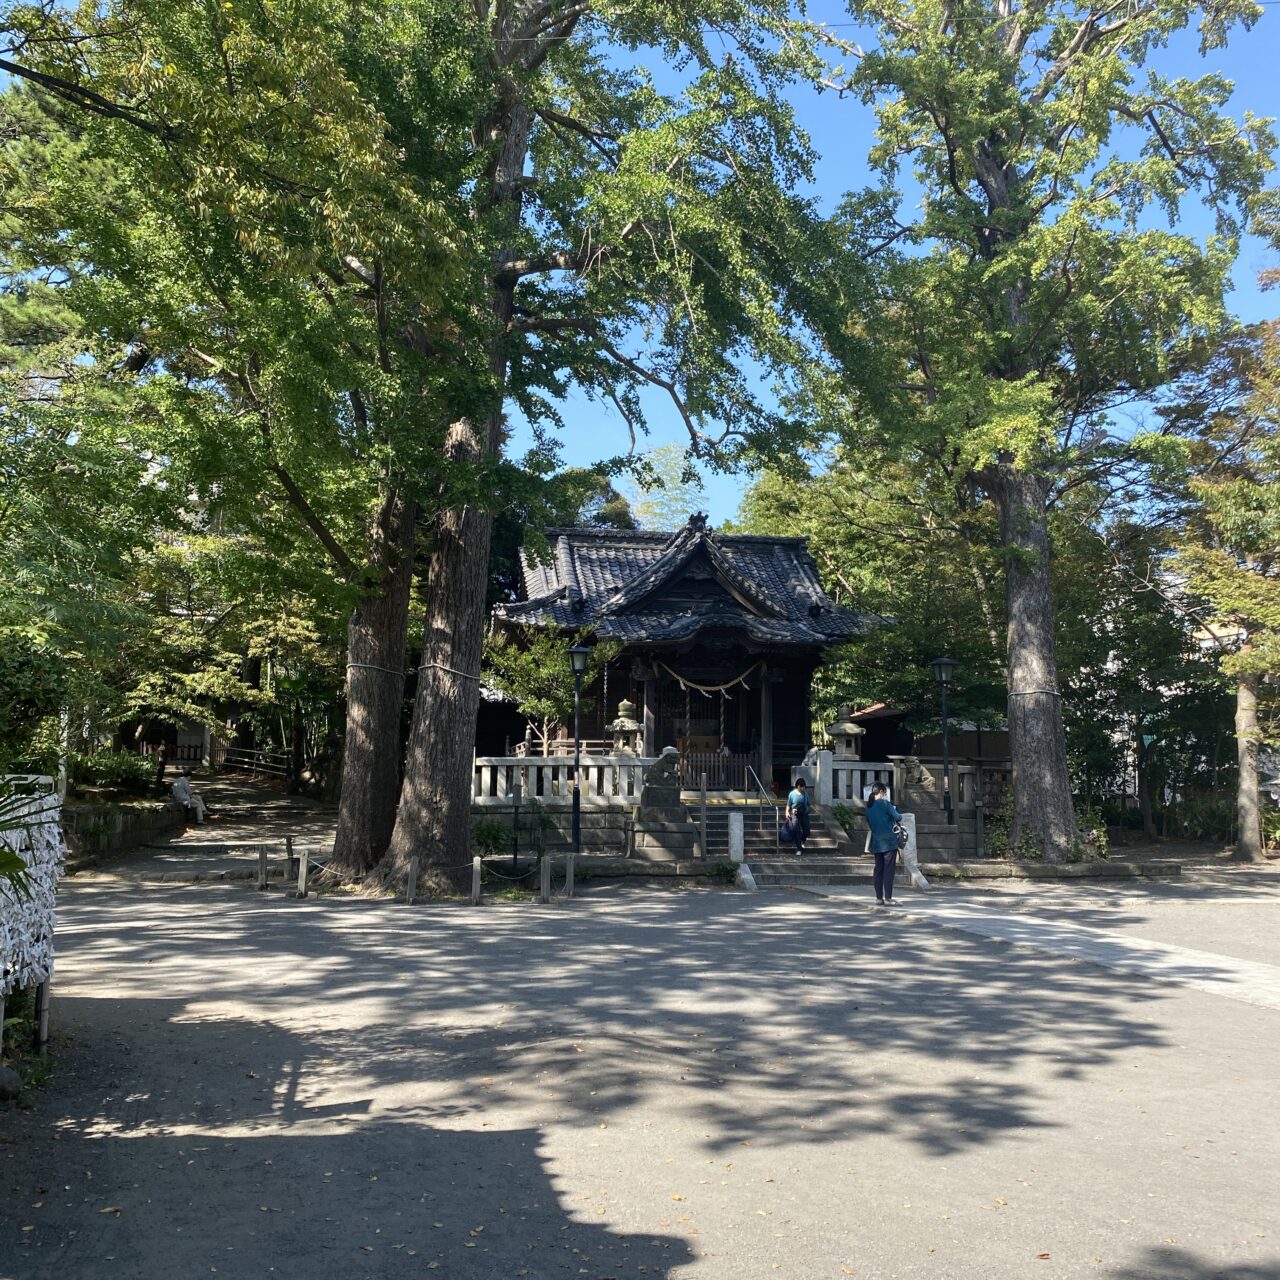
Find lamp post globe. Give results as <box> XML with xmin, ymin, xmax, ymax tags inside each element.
<box><xmin>567</xmin><ymin>645</ymin><xmax>590</xmax><ymax>853</ymax></box>
<box><xmin>930</xmin><ymin>657</ymin><xmax>958</xmax><ymax>824</ymax></box>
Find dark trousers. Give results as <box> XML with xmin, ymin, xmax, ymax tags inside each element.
<box><xmin>791</xmin><ymin>814</ymin><xmax>809</xmax><ymax>851</ymax></box>
<box><xmin>873</xmin><ymin>849</ymin><xmax>897</xmax><ymax>900</ymax></box>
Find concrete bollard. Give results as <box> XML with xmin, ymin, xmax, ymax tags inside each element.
<box><xmin>565</xmin><ymin>852</ymin><xmax>575</xmax><ymax>899</ymax></box>
<box><xmin>293</xmin><ymin>846</ymin><xmax>309</xmax><ymax>899</ymax></box>
<box><xmin>900</xmin><ymin>813</ymin><xmax>929</xmax><ymax>891</ymax></box>
<box><xmin>727</xmin><ymin>811</ymin><xmax>744</xmax><ymax>863</ymax></box>
<box><xmin>407</xmin><ymin>855</ymin><xmax>420</xmax><ymax>906</ymax></box>
<box><xmin>256</xmin><ymin>845</ymin><xmax>269</xmax><ymax>891</ymax></box>
<box><xmin>471</xmin><ymin>856</ymin><xmax>482</xmax><ymax>905</ymax></box>
<box><xmin>539</xmin><ymin>855</ymin><xmax>551</xmax><ymax>904</ymax></box>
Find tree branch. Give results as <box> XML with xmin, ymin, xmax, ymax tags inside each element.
<box><xmin>188</xmin><ymin>347</ymin><xmax>360</xmax><ymax>577</ymax></box>
<box><xmin>0</xmin><ymin>56</ymin><xmax>174</xmax><ymax>139</ymax></box>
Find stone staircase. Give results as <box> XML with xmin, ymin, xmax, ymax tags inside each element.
<box><xmin>688</xmin><ymin>768</ymin><xmax>975</xmax><ymax>887</ymax></box>
<box><xmin>697</xmin><ymin>803</ymin><xmax>848</xmax><ymax>860</ymax></box>
<box><xmin>749</xmin><ymin>855</ymin><xmax>878</xmax><ymax>888</ymax></box>
<box><xmin>683</xmin><ymin>767</ymin><xmax>979</xmax><ymax>886</ymax></box>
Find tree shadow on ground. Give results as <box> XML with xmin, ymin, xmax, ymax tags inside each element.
<box><xmin>37</xmin><ymin>882</ymin><xmax>1191</xmax><ymax>1159</ymax></box>
<box><xmin>5</xmin><ymin>880</ymin><xmax>1270</xmax><ymax>1278</ymax></box>
<box><xmin>1</xmin><ymin>1001</ymin><xmax>692</xmax><ymax>1280</ymax></box>
<box><xmin>1108</xmin><ymin>1246</ymin><xmax>1280</xmax><ymax>1279</ymax></box>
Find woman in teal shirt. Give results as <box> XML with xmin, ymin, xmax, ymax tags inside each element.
<box><xmin>864</xmin><ymin>782</ymin><xmax>903</xmax><ymax>904</ymax></box>
<box><xmin>786</xmin><ymin>777</ymin><xmax>810</xmax><ymax>856</ymax></box>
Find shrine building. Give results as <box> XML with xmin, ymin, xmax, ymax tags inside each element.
<box><xmin>490</xmin><ymin>513</ymin><xmax>878</xmax><ymax>791</ymax></box>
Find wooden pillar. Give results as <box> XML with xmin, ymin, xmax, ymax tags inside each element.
<box><xmin>759</xmin><ymin>676</ymin><xmax>773</xmax><ymax>788</ymax></box>
<box><xmin>642</xmin><ymin>676</ymin><xmax>656</xmax><ymax>756</ymax></box>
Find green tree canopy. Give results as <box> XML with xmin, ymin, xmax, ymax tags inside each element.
<box><xmin>804</xmin><ymin>0</ymin><xmax>1275</xmax><ymax>858</ymax></box>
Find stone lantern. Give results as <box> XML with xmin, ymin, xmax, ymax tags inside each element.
<box><xmin>825</xmin><ymin>707</ymin><xmax>865</xmax><ymax>760</ymax></box>
<box><xmin>608</xmin><ymin>697</ymin><xmax>643</xmax><ymax>754</ymax></box>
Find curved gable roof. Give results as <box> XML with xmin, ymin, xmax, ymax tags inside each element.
<box><xmin>497</xmin><ymin>514</ymin><xmax>881</xmax><ymax>648</ymax></box>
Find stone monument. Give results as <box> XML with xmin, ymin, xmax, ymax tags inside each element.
<box><xmin>631</xmin><ymin>747</ymin><xmax>701</xmax><ymax>860</ymax></box>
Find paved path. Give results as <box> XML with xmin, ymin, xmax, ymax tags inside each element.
<box><xmin>4</xmin><ymin>877</ymin><xmax>1280</xmax><ymax>1279</ymax></box>
<box><xmin>72</xmin><ymin>774</ymin><xmax>337</xmax><ymax>882</ymax></box>
<box><xmin>799</xmin><ymin>883</ymin><xmax>1280</xmax><ymax>1012</ymax></box>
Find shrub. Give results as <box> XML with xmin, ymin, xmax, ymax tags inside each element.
<box><xmin>984</xmin><ymin>792</ymin><xmax>1042</xmax><ymax>860</ymax></box>
<box><xmin>831</xmin><ymin>802</ymin><xmax>856</xmax><ymax>835</ymax></box>
<box><xmin>1263</xmin><ymin>807</ymin><xmax>1279</xmax><ymax>851</ymax></box>
<box><xmin>470</xmin><ymin>816</ymin><xmax>512</xmax><ymax>858</ymax></box>
<box><xmin>1176</xmin><ymin>794</ymin><xmax>1235</xmax><ymax>843</ymax></box>
<box><xmin>70</xmin><ymin>749</ymin><xmax>154</xmax><ymax>794</ymax></box>
<box><xmin>1072</xmin><ymin>803</ymin><xmax>1109</xmax><ymax>861</ymax></box>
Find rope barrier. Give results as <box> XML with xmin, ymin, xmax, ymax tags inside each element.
<box><xmin>345</xmin><ymin>663</ymin><xmax>406</xmax><ymax>677</ymax></box>
<box><xmin>419</xmin><ymin>660</ymin><xmax>482</xmax><ymax>682</ymax></box>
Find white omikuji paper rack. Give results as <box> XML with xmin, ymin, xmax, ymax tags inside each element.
<box><xmin>1</xmin><ymin>776</ymin><xmax>64</xmax><ymax>998</ymax></box>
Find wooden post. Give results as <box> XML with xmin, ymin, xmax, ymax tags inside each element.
<box><xmin>974</xmin><ymin>763</ymin><xmax>986</xmax><ymax>857</ymax></box>
<box><xmin>642</xmin><ymin>676</ymin><xmax>656</xmax><ymax>756</ymax></box>
<box><xmin>256</xmin><ymin>845</ymin><xmax>268</xmax><ymax>891</ymax></box>
<box><xmin>406</xmin><ymin>855</ymin><xmax>420</xmax><ymax>905</ymax></box>
<box><xmin>471</xmin><ymin>856</ymin><xmax>482</xmax><ymax>905</ymax></box>
<box><xmin>565</xmin><ymin>852</ymin><xmax>575</xmax><ymax>899</ymax></box>
<box><xmin>294</xmin><ymin>847</ymin><xmax>309</xmax><ymax>899</ymax></box>
<box><xmin>759</xmin><ymin>676</ymin><xmax>773</xmax><ymax>791</ymax></box>
<box><xmin>539</xmin><ymin>855</ymin><xmax>551</xmax><ymax>904</ymax></box>
<box><xmin>285</xmin><ymin>834</ymin><xmax>297</xmax><ymax>882</ymax></box>
<box><xmin>35</xmin><ymin>978</ymin><xmax>50</xmax><ymax>1056</ymax></box>
<box><xmin>700</xmin><ymin>771</ymin><xmax>708</xmax><ymax>860</ymax></box>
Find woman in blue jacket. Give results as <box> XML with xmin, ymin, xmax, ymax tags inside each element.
<box><xmin>864</xmin><ymin>782</ymin><xmax>903</xmax><ymax>905</ymax></box>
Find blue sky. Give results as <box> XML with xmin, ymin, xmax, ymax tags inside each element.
<box><xmin>510</xmin><ymin>2</ymin><xmax>1280</xmax><ymax>526</ymax></box>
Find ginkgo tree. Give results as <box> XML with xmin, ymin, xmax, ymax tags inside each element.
<box><xmin>1163</xmin><ymin>322</ymin><xmax>1280</xmax><ymax>860</ymax></box>
<box><xmin>0</xmin><ymin>1</ymin><xmax>490</xmax><ymax>872</ymax></box>
<box><xmin>812</xmin><ymin>0</ymin><xmax>1275</xmax><ymax>858</ymax></box>
<box><xmin>379</xmin><ymin>1</ymin><xmax>868</xmax><ymax>891</ymax></box>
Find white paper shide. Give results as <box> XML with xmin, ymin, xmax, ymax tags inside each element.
<box><xmin>1</xmin><ymin>780</ymin><xmax>65</xmax><ymax>997</ymax></box>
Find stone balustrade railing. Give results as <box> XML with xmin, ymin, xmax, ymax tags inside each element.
<box><xmin>819</xmin><ymin>757</ymin><xmax>1011</xmax><ymax>812</ymax></box>
<box><xmin>473</xmin><ymin>755</ymin><xmax>659</xmax><ymax>808</ymax></box>
<box><xmin>827</xmin><ymin>760</ymin><xmax>896</xmax><ymax>804</ymax></box>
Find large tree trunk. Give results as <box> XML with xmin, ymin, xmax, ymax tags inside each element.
<box><xmin>379</xmin><ymin>488</ymin><xmax>496</xmax><ymax>893</ymax></box>
<box><xmin>992</xmin><ymin>464</ymin><xmax>1078</xmax><ymax>861</ymax></box>
<box><xmin>376</xmin><ymin>92</ymin><xmax>532</xmax><ymax>893</ymax></box>
<box><xmin>1234</xmin><ymin>671</ymin><xmax>1263</xmax><ymax>862</ymax></box>
<box><xmin>330</xmin><ymin>495</ymin><xmax>417</xmax><ymax>876</ymax></box>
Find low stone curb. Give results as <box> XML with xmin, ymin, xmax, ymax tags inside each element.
<box><xmin>69</xmin><ymin>867</ymin><xmax>291</xmax><ymax>884</ymax></box>
<box><xmin>919</xmin><ymin>859</ymin><xmax>1182</xmax><ymax>879</ymax></box>
<box><xmin>575</xmin><ymin>856</ymin><xmax>736</xmax><ymax>882</ymax></box>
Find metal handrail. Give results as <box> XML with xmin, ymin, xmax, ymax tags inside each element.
<box><xmin>744</xmin><ymin>765</ymin><xmax>779</xmax><ymax>847</ymax></box>
<box><xmin>221</xmin><ymin>746</ymin><xmax>290</xmax><ymax>778</ymax></box>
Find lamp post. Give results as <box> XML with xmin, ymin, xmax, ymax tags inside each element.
<box><xmin>568</xmin><ymin>644</ymin><xmax>591</xmax><ymax>854</ymax></box>
<box><xmin>931</xmin><ymin>657</ymin><xmax>958</xmax><ymax>825</ymax></box>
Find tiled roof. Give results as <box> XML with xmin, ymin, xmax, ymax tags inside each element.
<box><xmin>496</xmin><ymin>515</ymin><xmax>880</xmax><ymax>649</ymax></box>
